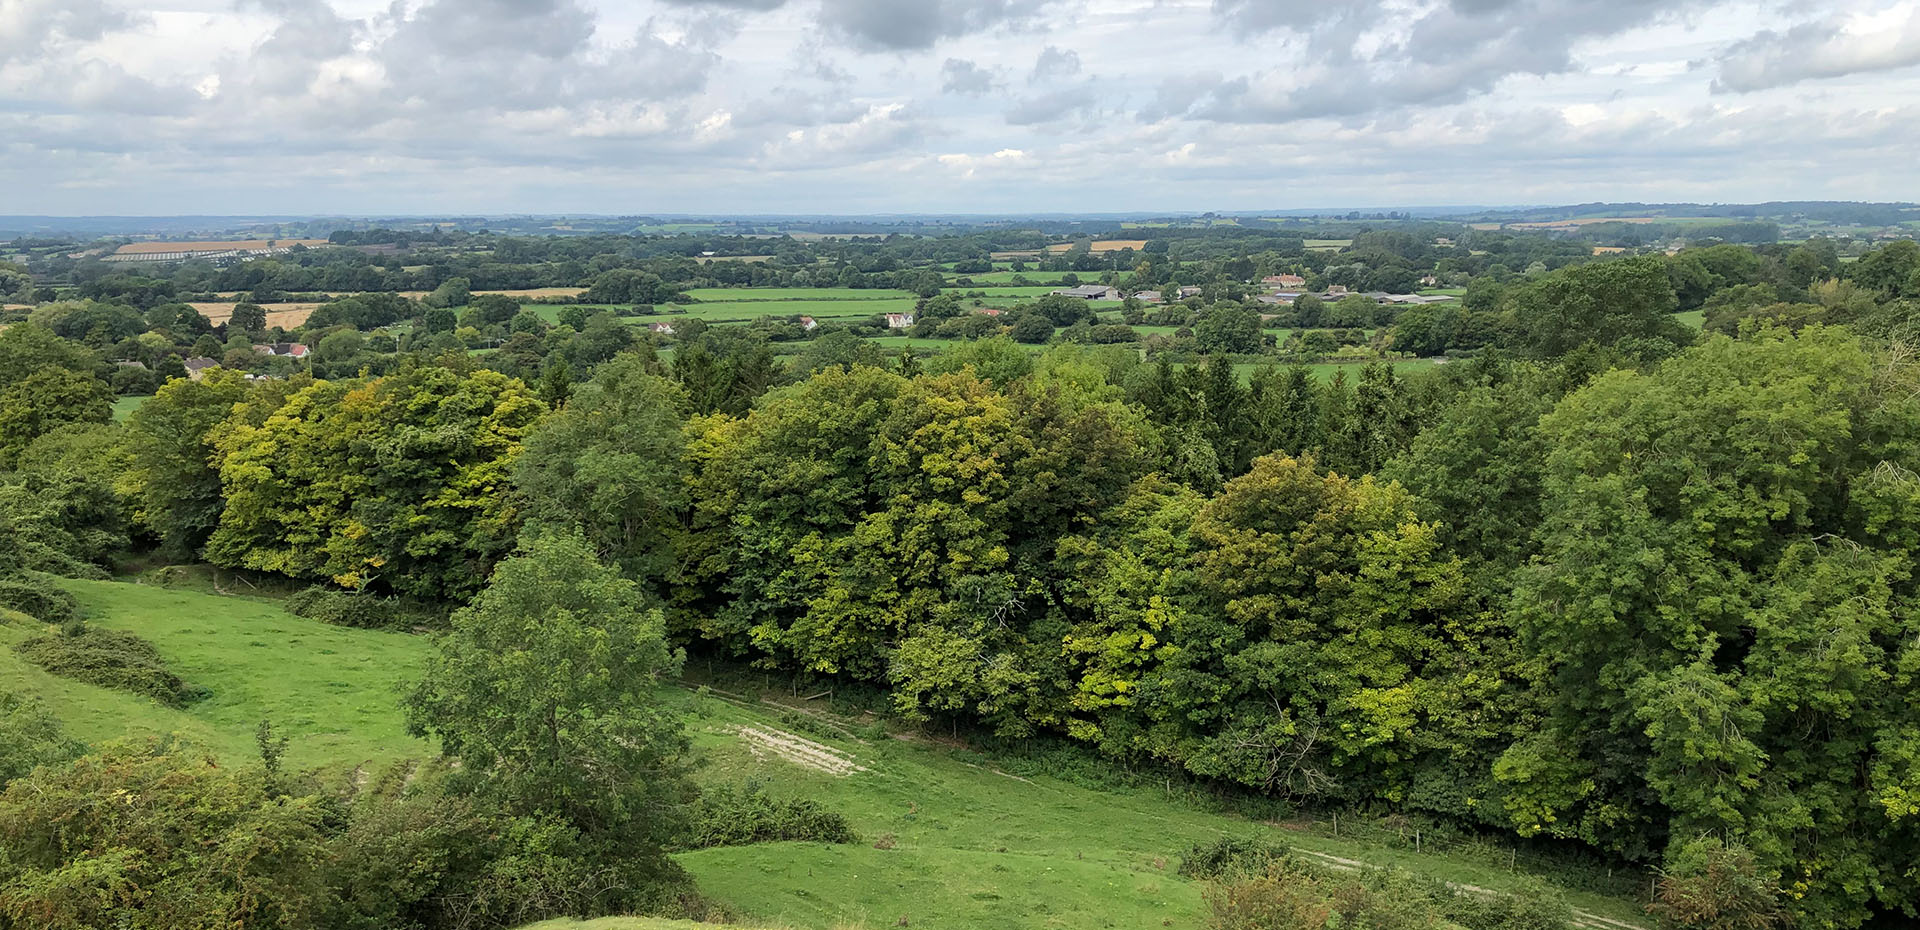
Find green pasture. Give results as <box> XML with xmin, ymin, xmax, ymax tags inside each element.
<box><xmin>5</xmin><ymin>576</ymin><xmax>1644</xmax><ymax>930</ymax></box>
<box><xmin>0</xmin><ymin>577</ymin><xmax>431</xmax><ymax>769</ymax></box>
<box><xmin>679</xmin><ymin>288</ymin><xmax>915</xmax><ymax>303</ymax></box>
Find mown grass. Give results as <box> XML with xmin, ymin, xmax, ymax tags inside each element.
<box><xmin>6</xmin><ymin>578</ymin><xmax>1645</xmax><ymax>930</ymax></box>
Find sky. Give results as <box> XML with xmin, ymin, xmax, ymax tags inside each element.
<box><xmin>2</xmin><ymin>0</ymin><xmax>1918</xmax><ymax>215</ymax></box>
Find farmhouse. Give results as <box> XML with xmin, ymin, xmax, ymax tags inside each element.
<box><xmin>885</xmin><ymin>312</ymin><xmax>916</xmax><ymax>329</ymax></box>
<box><xmin>1053</xmin><ymin>285</ymin><xmax>1120</xmax><ymax>300</ymax></box>
<box><xmin>975</xmin><ymin>307</ymin><xmax>1004</xmax><ymax>317</ymax></box>
<box><xmin>252</xmin><ymin>342</ymin><xmax>309</xmax><ymax>358</ymax></box>
<box><xmin>184</xmin><ymin>357</ymin><xmax>219</xmax><ymax>381</ymax></box>
<box><xmin>1132</xmin><ymin>290</ymin><xmax>1162</xmax><ymax>303</ymax></box>
<box><xmin>1262</xmin><ymin>274</ymin><xmax>1307</xmax><ymax>288</ymax></box>
<box><xmin>649</xmin><ymin>322</ymin><xmax>676</xmax><ymax>335</ymax></box>
<box><xmin>799</xmin><ymin>316</ymin><xmax>818</xmax><ymax>330</ymax></box>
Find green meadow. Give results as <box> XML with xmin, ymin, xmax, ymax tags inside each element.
<box><xmin>4</xmin><ymin>577</ymin><xmax>1645</xmax><ymax>930</ymax></box>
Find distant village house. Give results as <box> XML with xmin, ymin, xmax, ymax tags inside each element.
<box><xmin>252</xmin><ymin>342</ymin><xmax>309</xmax><ymax>358</ymax></box>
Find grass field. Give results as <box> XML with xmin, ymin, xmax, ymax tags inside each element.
<box><xmin>112</xmin><ymin>394</ymin><xmax>151</xmax><ymax>421</ymax></box>
<box><xmin>0</xmin><ymin>578</ymin><xmax>430</xmax><ymax>769</ymax></box>
<box><xmin>948</xmin><ymin>271</ymin><xmax>1083</xmax><ymax>286</ymax></box>
<box><xmin>665</xmin><ymin>298</ymin><xmax>919</xmax><ymax>323</ymax></box>
<box><xmin>7</xmin><ymin>577</ymin><xmax>1647</xmax><ymax>930</ymax></box>
<box><xmin>1675</xmin><ymin>309</ymin><xmax>1704</xmax><ymax>328</ymax></box>
<box><xmin>680</xmin><ymin>288</ymin><xmax>915</xmax><ymax>303</ymax></box>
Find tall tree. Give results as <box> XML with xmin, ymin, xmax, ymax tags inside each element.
<box><xmin>404</xmin><ymin>531</ymin><xmax>694</xmax><ymax>900</ymax></box>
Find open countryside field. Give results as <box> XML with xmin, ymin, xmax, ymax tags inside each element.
<box><xmin>1045</xmin><ymin>239</ymin><xmax>1148</xmax><ymax>253</ymax></box>
<box><xmin>189</xmin><ymin>301</ymin><xmax>322</xmax><ymax>328</ymax></box>
<box><xmin>949</xmin><ymin>271</ymin><xmax>1085</xmax><ymax>285</ymax></box>
<box><xmin>679</xmin><ymin>287</ymin><xmax>915</xmax><ymax>302</ymax></box>
<box><xmin>8</xmin><ymin>577</ymin><xmax>1646</xmax><ymax>930</ymax></box>
<box><xmin>399</xmin><ymin>287</ymin><xmax>586</xmax><ymax>300</ymax></box>
<box><xmin>667</xmin><ymin>298</ymin><xmax>920</xmax><ymax>323</ymax></box>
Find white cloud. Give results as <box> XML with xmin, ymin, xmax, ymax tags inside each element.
<box><xmin>1</xmin><ymin>0</ymin><xmax>1918</xmax><ymax>213</ymax></box>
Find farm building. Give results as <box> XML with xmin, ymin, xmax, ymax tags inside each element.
<box><xmin>1132</xmin><ymin>290</ymin><xmax>1162</xmax><ymax>303</ymax></box>
<box><xmin>649</xmin><ymin>322</ymin><xmax>676</xmax><ymax>335</ymax></box>
<box><xmin>885</xmin><ymin>312</ymin><xmax>916</xmax><ymax>329</ymax></box>
<box><xmin>1262</xmin><ymin>274</ymin><xmax>1307</xmax><ymax>288</ymax></box>
<box><xmin>1052</xmin><ymin>285</ymin><xmax>1120</xmax><ymax>300</ymax></box>
<box><xmin>184</xmin><ymin>357</ymin><xmax>219</xmax><ymax>381</ymax></box>
<box><xmin>252</xmin><ymin>342</ymin><xmax>309</xmax><ymax>358</ymax></box>
<box><xmin>799</xmin><ymin>316</ymin><xmax>818</xmax><ymax>330</ymax></box>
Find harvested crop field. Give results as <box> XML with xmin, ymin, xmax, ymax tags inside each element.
<box><xmin>189</xmin><ymin>302</ymin><xmax>322</xmax><ymax>328</ymax></box>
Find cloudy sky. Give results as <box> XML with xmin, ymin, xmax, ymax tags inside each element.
<box><xmin>3</xmin><ymin>0</ymin><xmax>1918</xmax><ymax>214</ymax></box>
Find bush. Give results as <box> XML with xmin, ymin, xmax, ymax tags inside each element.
<box><xmin>285</xmin><ymin>586</ymin><xmax>443</xmax><ymax>630</ymax></box>
<box><xmin>1442</xmin><ymin>877</ymin><xmax>1573</xmax><ymax>930</ymax></box>
<box><xmin>14</xmin><ymin>623</ymin><xmax>199</xmax><ymax>706</ymax></box>
<box><xmin>0</xmin><ymin>689</ymin><xmax>81</xmax><ymax>786</ymax></box>
<box><xmin>0</xmin><ymin>572</ymin><xmax>78</xmax><ymax>624</ymax></box>
<box><xmin>1180</xmin><ymin>835</ymin><xmax>1291</xmax><ymax>880</ymax></box>
<box><xmin>686</xmin><ymin>782</ymin><xmax>857</xmax><ymax>849</ymax></box>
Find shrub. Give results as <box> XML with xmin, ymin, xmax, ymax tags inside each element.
<box><xmin>0</xmin><ymin>572</ymin><xmax>79</xmax><ymax>624</ymax></box>
<box><xmin>1203</xmin><ymin>862</ymin><xmax>1445</xmax><ymax>930</ymax></box>
<box><xmin>14</xmin><ymin>623</ymin><xmax>198</xmax><ymax>706</ymax></box>
<box><xmin>1442</xmin><ymin>876</ymin><xmax>1573</xmax><ymax>930</ymax></box>
<box><xmin>1649</xmin><ymin>838</ymin><xmax>1785</xmax><ymax>930</ymax></box>
<box><xmin>0</xmin><ymin>690</ymin><xmax>81</xmax><ymax>786</ymax></box>
<box><xmin>686</xmin><ymin>782</ymin><xmax>857</xmax><ymax>849</ymax></box>
<box><xmin>1180</xmin><ymin>835</ymin><xmax>1291</xmax><ymax>880</ymax></box>
<box><xmin>285</xmin><ymin>586</ymin><xmax>443</xmax><ymax>630</ymax></box>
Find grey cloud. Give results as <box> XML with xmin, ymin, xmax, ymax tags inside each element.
<box><xmin>1179</xmin><ymin>0</ymin><xmax>1717</xmax><ymax>123</ymax></box>
<box><xmin>1138</xmin><ymin>71</ymin><xmax>1227</xmax><ymax>122</ymax></box>
<box><xmin>0</xmin><ymin>0</ymin><xmax>135</xmax><ymax>57</ymax></box>
<box><xmin>657</xmin><ymin>0</ymin><xmax>790</xmax><ymax>8</ymax></box>
<box><xmin>1210</xmin><ymin>0</ymin><xmax>1355</xmax><ymax>35</ymax></box>
<box><xmin>1029</xmin><ymin>45</ymin><xmax>1081</xmax><ymax>82</ymax></box>
<box><xmin>1005</xmin><ymin>87</ymin><xmax>1096</xmax><ymax>125</ymax></box>
<box><xmin>820</xmin><ymin>0</ymin><xmax>1050</xmax><ymax>50</ymax></box>
<box><xmin>1711</xmin><ymin>8</ymin><xmax>1920</xmax><ymax>93</ymax></box>
<box><xmin>941</xmin><ymin>58</ymin><xmax>1000</xmax><ymax>94</ymax></box>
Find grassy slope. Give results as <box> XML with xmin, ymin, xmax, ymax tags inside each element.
<box><xmin>669</xmin><ymin>688</ymin><xmax>1644</xmax><ymax>930</ymax></box>
<box><xmin>4</xmin><ymin>579</ymin><xmax>1645</xmax><ymax>930</ymax></box>
<box><xmin>0</xmin><ymin>578</ymin><xmax>429</xmax><ymax>768</ymax></box>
